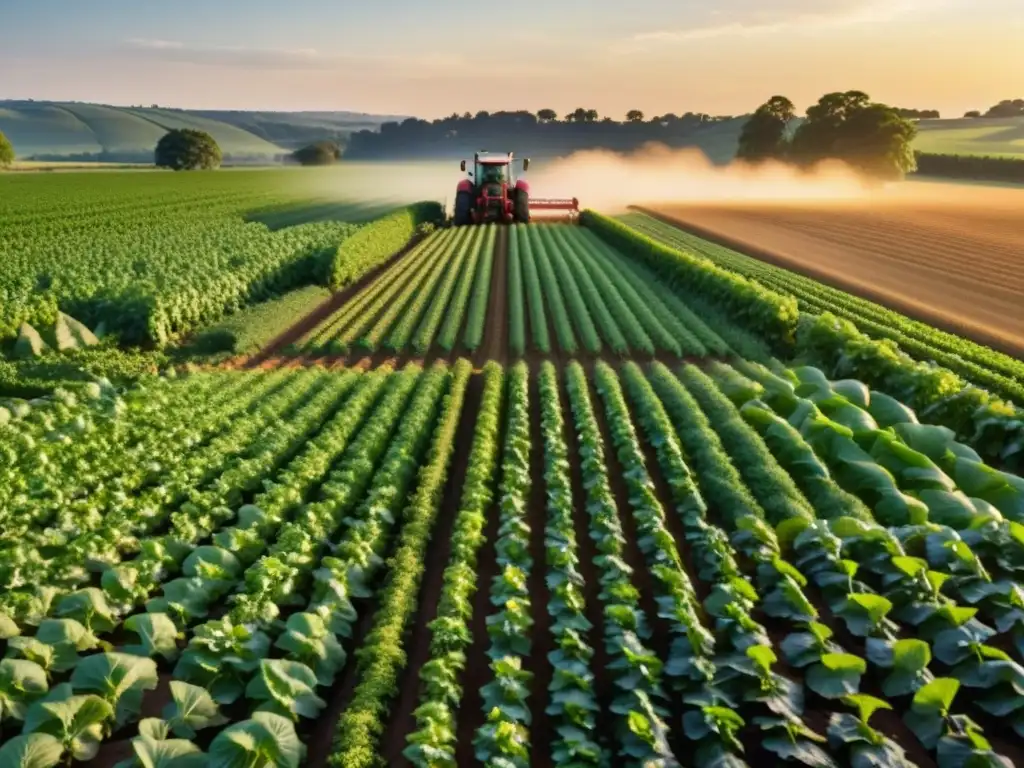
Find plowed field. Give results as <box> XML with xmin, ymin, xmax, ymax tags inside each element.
<box><xmin>652</xmin><ymin>184</ymin><xmax>1024</xmax><ymax>356</ymax></box>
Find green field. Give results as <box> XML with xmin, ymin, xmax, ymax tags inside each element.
<box><xmin>913</xmin><ymin>116</ymin><xmax>1024</xmax><ymax>157</ymax></box>
<box><xmin>2</xmin><ymin>169</ymin><xmax>1024</xmax><ymax>767</ymax></box>
<box><xmin>0</xmin><ymin>101</ymin><xmax>400</xmax><ymax>161</ymax></box>
<box><xmin>0</xmin><ymin>168</ymin><xmax>417</xmax><ymax>348</ymax></box>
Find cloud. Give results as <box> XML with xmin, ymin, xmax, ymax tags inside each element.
<box><xmin>620</xmin><ymin>0</ymin><xmax>937</xmax><ymax>47</ymax></box>
<box><xmin>122</xmin><ymin>38</ymin><xmax>466</xmax><ymax>77</ymax></box>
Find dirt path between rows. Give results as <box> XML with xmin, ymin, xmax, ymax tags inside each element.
<box><xmin>382</xmin><ymin>371</ymin><xmax>484</xmax><ymax>767</ymax></box>
<box><xmin>476</xmin><ymin>226</ymin><xmax>510</xmax><ymax>366</ymax></box>
<box><xmin>643</xmin><ymin>197</ymin><xmax>1024</xmax><ymax>359</ymax></box>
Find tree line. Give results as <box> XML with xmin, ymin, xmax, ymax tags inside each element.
<box><xmin>915</xmin><ymin>152</ymin><xmax>1024</xmax><ymax>182</ymax></box>
<box><xmin>736</xmin><ymin>91</ymin><xmax>918</xmax><ymax>180</ymax></box>
<box><xmin>964</xmin><ymin>99</ymin><xmax>1024</xmax><ymax>119</ymax></box>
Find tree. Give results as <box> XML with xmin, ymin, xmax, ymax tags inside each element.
<box><xmin>736</xmin><ymin>95</ymin><xmax>795</xmax><ymax>162</ymax></box>
<box><xmin>537</xmin><ymin>108</ymin><xmax>558</xmax><ymax>122</ymax></box>
<box><xmin>292</xmin><ymin>140</ymin><xmax>341</xmax><ymax>166</ymax></box>
<box><xmin>789</xmin><ymin>90</ymin><xmax>872</xmax><ymax>164</ymax></box>
<box><xmin>0</xmin><ymin>130</ymin><xmax>13</xmax><ymax>168</ymax></box>
<box><xmin>626</xmin><ymin>109</ymin><xmax>645</xmax><ymax>123</ymax></box>
<box><xmin>833</xmin><ymin>103</ymin><xmax>918</xmax><ymax>179</ymax></box>
<box><xmin>790</xmin><ymin>91</ymin><xmax>917</xmax><ymax>180</ymax></box>
<box><xmin>896</xmin><ymin>108</ymin><xmax>940</xmax><ymax>119</ymax></box>
<box><xmin>964</xmin><ymin>110</ymin><xmax>982</xmax><ymax>118</ymax></box>
<box><xmin>584</xmin><ymin>109</ymin><xmax>599</xmax><ymax>123</ymax></box>
<box><xmin>155</xmin><ymin>129</ymin><xmax>221</xmax><ymax>170</ymax></box>
<box><xmin>475</xmin><ymin>110</ymin><xmax>491</xmax><ymax>120</ymax></box>
<box><xmin>984</xmin><ymin>99</ymin><xmax>1024</xmax><ymax>118</ymax></box>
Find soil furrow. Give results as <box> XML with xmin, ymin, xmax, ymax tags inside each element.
<box><xmin>382</xmin><ymin>371</ymin><xmax>484</xmax><ymax>766</ymax></box>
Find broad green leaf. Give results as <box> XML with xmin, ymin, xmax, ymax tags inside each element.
<box><xmin>162</xmin><ymin>681</ymin><xmax>229</xmax><ymax>738</ymax></box>
<box><xmin>69</xmin><ymin>652</ymin><xmax>158</xmax><ymax>728</ymax></box>
<box><xmin>244</xmin><ymin>659</ymin><xmax>325</xmax><ymax>720</ymax></box>
<box><xmin>868</xmin><ymin>392</ymin><xmax>918</xmax><ymax>428</ymax></box>
<box><xmin>123</xmin><ymin>614</ymin><xmax>180</xmax><ymax>661</ymax></box>
<box><xmin>28</xmin><ymin>619</ymin><xmax>96</xmax><ymax>668</ymax></box>
<box><xmin>182</xmin><ymin>546</ymin><xmax>241</xmax><ymax>581</ymax></box>
<box><xmin>0</xmin><ymin>613</ymin><xmax>21</xmax><ymax>641</ymax></box>
<box><xmin>22</xmin><ymin>685</ymin><xmax>113</xmax><ymax>762</ymax></box>
<box><xmin>912</xmin><ymin>678</ymin><xmax>959</xmax><ymax>715</ymax></box>
<box><xmin>892</xmin><ymin>640</ymin><xmax>931</xmax><ymax>673</ymax></box>
<box><xmin>746</xmin><ymin>645</ymin><xmax>777</xmax><ymax>675</ymax></box>
<box><xmin>207</xmin><ymin>712</ymin><xmax>303</xmax><ymax>768</ymax></box>
<box><xmin>139</xmin><ymin>717</ymin><xmax>172</xmax><ymax>740</ymax></box>
<box><xmin>0</xmin><ymin>659</ymin><xmax>49</xmax><ymax>721</ymax></box>
<box><xmin>807</xmin><ymin>655</ymin><xmax>866</xmax><ymax>699</ymax></box>
<box><xmin>842</xmin><ymin>693</ymin><xmax>891</xmax><ymax>725</ymax></box>
<box><xmin>273</xmin><ymin>612</ymin><xmax>346</xmax><ymax>686</ymax></box>
<box><xmin>126</xmin><ymin>738</ymin><xmax>206</xmax><ymax>768</ymax></box>
<box><xmin>54</xmin><ymin>589</ymin><xmax>117</xmax><ymax>634</ymax></box>
<box><xmin>0</xmin><ymin>733</ymin><xmax>63</xmax><ymax>768</ymax></box>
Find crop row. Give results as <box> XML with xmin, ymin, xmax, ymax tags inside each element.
<box><xmin>0</xmin><ymin>361</ymin><xmax>475</xmax><ymax>765</ymax></box>
<box><xmin>294</xmin><ymin>219</ymin><xmax>770</xmax><ymax>362</ymax></box>
<box><xmin>511</xmin><ymin>224</ymin><xmax>747</xmax><ymax>358</ymax></box>
<box><xmin>0</xmin><ymin>188</ymin><xmax>354</xmax><ymax>347</ymax></box>
<box><xmin>3</xmin><ymin>358</ymin><xmax>1024</xmax><ymax>765</ymax></box>
<box><xmin>297</xmin><ymin>225</ymin><xmax>495</xmax><ymax>355</ymax></box>
<box><xmin>622</xmin><ymin>212</ymin><xmax>1024</xmax><ymax>402</ymax></box>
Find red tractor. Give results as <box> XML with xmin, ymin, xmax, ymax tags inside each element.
<box><xmin>453</xmin><ymin>151</ymin><xmax>579</xmax><ymax>225</ymax></box>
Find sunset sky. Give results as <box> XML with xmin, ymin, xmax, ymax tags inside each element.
<box><xmin>4</xmin><ymin>0</ymin><xmax>1021</xmax><ymax>119</ymax></box>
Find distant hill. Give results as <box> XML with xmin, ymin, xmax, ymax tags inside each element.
<box><xmin>0</xmin><ymin>101</ymin><xmax>407</xmax><ymax>162</ymax></box>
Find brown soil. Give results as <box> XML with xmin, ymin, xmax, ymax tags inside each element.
<box><xmin>476</xmin><ymin>226</ymin><xmax>510</xmax><ymax>366</ymax></box>
<box><xmin>646</xmin><ymin>191</ymin><xmax>1024</xmax><ymax>358</ymax></box>
<box><xmin>382</xmin><ymin>372</ymin><xmax>486</xmax><ymax>767</ymax></box>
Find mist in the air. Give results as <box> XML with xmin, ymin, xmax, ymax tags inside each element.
<box><xmin>525</xmin><ymin>144</ymin><xmax>875</xmax><ymax>212</ymax></box>
<box><xmin>289</xmin><ymin>143</ymin><xmax>1016</xmax><ymax>214</ymax></box>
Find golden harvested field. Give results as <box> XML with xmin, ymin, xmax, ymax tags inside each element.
<box><xmin>652</xmin><ymin>182</ymin><xmax>1024</xmax><ymax>356</ymax></box>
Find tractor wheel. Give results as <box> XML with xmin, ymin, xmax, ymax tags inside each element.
<box><xmin>453</xmin><ymin>191</ymin><xmax>473</xmax><ymax>226</ymax></box>
<box><xmin>514</xmin><ymin>188</ymin><xmax>530</xmax><ymax>223</ymax></box>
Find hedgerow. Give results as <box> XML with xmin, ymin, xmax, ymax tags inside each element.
<box><xmin>325</xmin><ymin>201</ymin><xmax>444</xmax><ymax>289</ymax></box>
<box><xmin>581</xmin><ymin>209</ymin><xmax>799</xmax><ymax>345</ymax></box>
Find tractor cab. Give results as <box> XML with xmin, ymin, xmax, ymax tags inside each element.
<box><xmin>463</xmin><ymin>151</ymin><xmax>524</xmax><ymax>186</ymax></box>
<box><xmin>453</xmin><ymin>150</ymin><xmax>578</xmax><ymax>226</ymax></box>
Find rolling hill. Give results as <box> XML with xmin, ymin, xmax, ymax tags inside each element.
<box><xmin>3</xmin><ymin>100</ymin><xmax>1021</xmax><ymax>165</ymax></box>
<box><xmin>912</xmin><ymin>115</ymin><xmax>1024</xmax><ymax>157</ymax></box>
<box><xmin>0</xmin><ymin>101</ymin><xmax>405</xmax><ymax>162</ymax></box>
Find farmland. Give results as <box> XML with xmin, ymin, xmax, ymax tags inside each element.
<box><xmin>3</xmin><ymin>169</ymin><xmax>1024</xmax><ymax>767</ymax></box>
<box><xmin>288</xmin><ymin>223</ymin><xmax>756</xmax><ymax>363</ymax></box>
<box><xmin>3</xmin><ymin>357</ymin><xmax>1024</xmax><ymax>766</ymax></box>
<box><xmin>643</xmin><ymin>185</ymin><xmax>1024</xmax><ymax>359</ymax></box>
<box><xmin>0</xmin><ymin>170</ymin><xmax>410</xmax><ymax>347</ymax></box>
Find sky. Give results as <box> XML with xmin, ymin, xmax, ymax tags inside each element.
<box><xmin>2</xmin><ymin>0</ymin><xmax>1022</xmax><ymax>119</ymax></box>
